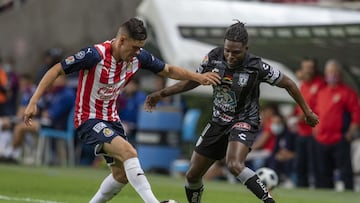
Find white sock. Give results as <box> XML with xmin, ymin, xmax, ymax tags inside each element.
<box><xmin>89</xmin><ymin>174</ymin><xmax>125</xmax><ymax>203</ymax></box>
<box><xmin>12</xmin><ymin>148</ymin><xmax>22</xmax><ymax>159</ymax></box>
<box><xmin>124</xmin><ymin>157</ymin><xmax>159</xmax><ymax>203</ymax></box>
<box><xmin>0</xmin><ymin>131</ymin><xmax>12</xmax><ymax>156</ymax></box>
<box><xmin>3</xmin><ymin>146</ymin><xmax>14</xmax><ymax>158</ymax></box>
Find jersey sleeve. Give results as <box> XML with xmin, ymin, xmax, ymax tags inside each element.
<box><xmin>196</xmin><ymin>55</ymin><xmax>209</xmax><ymax>73</ymax></box>
<box><xmin>259</xmin><ymin>61</ymin><xmax>283</xmax><ymax>85</ymax></box>
<box><xmin>137</xmin><ymin>49</ymin><xmax>165</xmax><ymax>73</ymax></box>
<box><xmin>60</xmin><ymin>46</ymin><xmax>101</xmax><ymax>74</ymax></box>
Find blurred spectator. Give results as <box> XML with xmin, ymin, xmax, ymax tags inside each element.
<box><xmin>35</xmin><ymin>48</ymin><xmax>63</xmax><ymax>85</ymax></box>
<box><xmin>314</xmin><ymin>59</ymin><xmax>360</xmax><ymax>191</ymax></box>
<box><xmin>246</xmin><ymin>103</ymin><xmax>278</xmax><ymax>170</ymax></box>
<box><xmin>0</xmin><ymin>75</ymin><xmax>75</xmax><ymax>164</ymax></box>
<box><xmin>293</xmin><ymin>57</ymin><xmax>325</xmax><ymax>188</ymax></box>
<box><xmin>2</xmin><ymin>57</ymin><xmax>20</xmax><ymax>116</ymax></box>
<box><xmin>0</xmin><ymin>57</ymin><xmax>8</xmax><ymax>116</ymax></box>
<box><xmin>117</xmin><ymin>77</ymin><xmax>146</xmax><ymax>145</ymax></box>
<box><xmin>268</xmin><ymin>114</ymin><xmax>296</xmax><ymax>188</ymax></box>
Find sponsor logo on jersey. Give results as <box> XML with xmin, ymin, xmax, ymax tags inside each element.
<box><xmin>262</xmin><ymin>63</ymin><xmax>270</xmax><ymax>70</ymax></box>
<box><xmin>219</xmin><ymin>113</ymin><xmax>234</xmax><ymax>122</ymax></box>
<box><xmin>238</xmin><ymin>73</ymin><xmax>249</xmax><ymax>87</ymax></box>
<box><xmin>97</xmin><ymin>85</ymin><xmax>122</xmax><ymax>100</ymax></box>
<box><xmin>75</xmin><ymin>51</ymin><xmax>86</xmax><ymax>59</ymax></box>
<box><xmin>103</xmin><ymin>128</ymin><xmax>114</xmax><ymax>137</ymax></box>
<box><xmin>65</xmin><ymin>56</ymin><xmax>75</xmax><ymax>65</ymax></box>
<box><xmin>233</xmin><ymin>122</ymin><xmax>251</xmax><ymax>130</ymax></box>
<box><xmin>93</xmin><ymin>122</ymin><xmax>107</xmax><ymax>133</ymax></box>
<box><xmin>238</xmin><ymin>133</ymin><xmax>247</xmax><ymax>141</ymax></box>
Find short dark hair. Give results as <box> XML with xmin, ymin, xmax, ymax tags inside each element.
<box><xmin>121</xmin><ymin>18</ymin><xmax>147</xmax><ymax>40</ymax></box>
<box><xmin>224</xmin><ymin>20</ymin><xmax>248</xmax><ymax>45</ymax></box>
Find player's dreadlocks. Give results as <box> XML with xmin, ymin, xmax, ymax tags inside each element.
<box><xmin>120</xmin><ymin>17</ymin><xmax>147</xmax><ymax>41</ymax></box>
<box><xmin>224</xmin><ymin>20</ymin><xmax>248</xmax><ymax>45</ymax></box>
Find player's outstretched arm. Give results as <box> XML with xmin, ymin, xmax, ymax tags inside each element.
<box><xmin>157</xmin><ymin>64</ymin><xmax>221</xmax><ymax>86</ymax></box>
<box><xmin>144</xmin><ymin>80</ymin><xmax>199</xmax><ymax>112</ymax></box>
<box><xmin>276</xmin><ymin>74</ymin><xmax>319</xmax><ymax>127</ymax></box>
<box><xmin>23</xmin><ymin>63</ymin><xmax>65</xmax><ymax>126</ymax></box>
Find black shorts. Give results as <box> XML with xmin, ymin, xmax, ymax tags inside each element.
<box><xmin>194</xmin><ymin>120</ymin><xmax>259</xmax><ymax>160</ymax></box>
<box><xmin>75</xmin><ymin>119</ymin><xmax>127</xmax><ymax>165</ymax></box>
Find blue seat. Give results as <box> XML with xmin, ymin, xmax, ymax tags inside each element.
<box><xmin>136</xmin><ymin>109</ymin><xmax>183</xmax><ymax>171</ymax></box>
<box><xmin>182</xmin><ymin>109</ymin><xmax>201</xmax><ymax>143</ymax></box>
<box><xmin>35</xmin><ymin>107</ymin><xmax>75</xmax><ymax>166</ymax></box>
<box><xmin>137</xmin><ymin>110</ymin><xmax>183</xmax><ymax>132</ymax></box>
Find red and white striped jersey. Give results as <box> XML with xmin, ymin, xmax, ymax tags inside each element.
<box><xmin>61</xmin><ymin>40</ymin><xmax>165</xmax><ymax>128</ymax></box>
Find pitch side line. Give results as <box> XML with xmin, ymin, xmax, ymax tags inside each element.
<box><xmin>0</xmin><ymin>195</ymin><xmax>65</xmax><ymax>203</ymax></box>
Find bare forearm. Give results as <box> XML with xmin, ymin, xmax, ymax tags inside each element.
<box><xmin>279</xmin><ymin>76</ymin><xmax>312</xmax><ymax>115</ymax></box>
<box><xmin>29</xmin><ymin>63</ymin><xmax>65</xmax><ymax>105</ymax></box>
<box><xmin>164</xmin><ymin>65</ymin><xmax>199</xmax><ymax>81</ymax></box>
<box><xmin>160</xmin><ymin>80</ymin><xmax>199</xmax><ymax>97</ymax></box>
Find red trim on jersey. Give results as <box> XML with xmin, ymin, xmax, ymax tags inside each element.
<box><xmin>114</xmin><ymin>62</ymin><xmax>123</xmax><ymax>83</ymax></box>
<box><xmin>74</xmin><ymin>70</ymin><xmax>84</xmax><ymax>127</ymax></box>
<box><xmin>100</xmin><ymin>42</ymin><xmax>112</xmax><ymax>83</ymax></box>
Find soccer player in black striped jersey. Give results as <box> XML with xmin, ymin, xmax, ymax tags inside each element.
<box><xmin>145</xmin><ymin>21</ymin><xmax>319</xmax><ymax>203</ymax></box>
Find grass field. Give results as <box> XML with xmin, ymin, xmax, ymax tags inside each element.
<box><xmin>0</xmin><ymin>164</ymin><xmax>359</xmax><ymax>203</ymax></box>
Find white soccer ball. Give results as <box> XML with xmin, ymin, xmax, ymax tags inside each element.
<box><xmin>256</xmin><ymin>167</ymin><xmax>279</xmax><ymax>190</ymax></box>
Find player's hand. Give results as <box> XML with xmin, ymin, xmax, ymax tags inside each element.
<box><xmin>23</xmin><ymin>103</ymin><xmax>38</xmax><ymax>126</ymax></box>
<box><xmin>195</xmin><ymin>72</ymin><xmax>221</xmax><ymax>86</ymax></box>
<box><xmin>304</xmin><ymin>111</ymin><xmax>319</xmax><ymax>127</ymax></box>
<box><xmin>144</xmin><ymin>92</ymin><xmax>162</xmax><ymax>112</ymax></box>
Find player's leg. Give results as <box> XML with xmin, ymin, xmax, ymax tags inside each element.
<box><xmin>185</xmin><ymin>151</ymin><xmax>215</xmax><ymax>203</ymax></box>
<box><xmin>89</xmin><ymin>159</ymin><xmax>128</xmax><ymax>203</ymax></box>
<box><xmin>77</xmin><ymin>119</ymin><xmax>159</xmax><ymax>203</ymax></box>
<box><xmin>185</xmin><ymin>121</ymin><xmax>228</xmax><ymax>203</ymax></box>
<box><xmin>227</xmin><ymin>123</ymin><xmax>274</xmax><ymax>203</ymax></box>
<box><xmin>103</xmin><ymin>136</ymin><xmax>159</xmax><ymax>203</ymax></box>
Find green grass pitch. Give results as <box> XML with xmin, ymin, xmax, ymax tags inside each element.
<box><xmin>0</xmin><ymin>164</ymin><xmax>359</xmax><ymax>203</ymax></box>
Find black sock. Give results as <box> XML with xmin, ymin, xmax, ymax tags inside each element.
<box><xmin>245</xmin><ymin>175</ymin><xmax>274</xmax><ymax>202</ymax></box>
<box><xmin>185</xmin><ymin>185</ymin><xmax>204</xmax><ymax>203</ymax></box>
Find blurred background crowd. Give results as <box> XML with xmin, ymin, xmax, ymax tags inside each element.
<box><xmin>0</xmin><ymin>0</ymin><xmax>360</xmax><ymax>193</ymax></box>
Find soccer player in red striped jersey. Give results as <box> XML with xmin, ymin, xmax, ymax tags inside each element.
<box><xmin>23</xmin><ymin>18</ymin><xmax>220</xmax><ymax>203</ymax></box>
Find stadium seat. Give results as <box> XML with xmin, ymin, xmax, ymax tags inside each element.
<box><xmin>182</xmin><ymin>109</ymin><xmax>201</xmax><ymax>143</ymax></box>
<box><xmin>136</xmin><ymin>109</ymin><xmax>183</xmax><ymax>172</ymax></box>
<box><xmin>35</xmin><ymin>107</ymin><xmax>75</xmax><ymax>166</ymax></box>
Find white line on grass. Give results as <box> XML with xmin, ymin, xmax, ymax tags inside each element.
<box><xmin>0</xmin><ymin>195</ymin><xmax>65</xmax><ymax>203</ymax></box>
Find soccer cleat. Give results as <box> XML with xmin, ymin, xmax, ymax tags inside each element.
<box><xmin>185</xmin><ymin>186</ymin><xmax>204</xmax><ymax>203</ymax></box>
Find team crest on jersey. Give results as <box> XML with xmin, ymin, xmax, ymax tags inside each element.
<box><xmin>238</xmin><ymin>73</ymin><xmax>249</xmax><ymax>87</ymax></box>
<box><xmin>103</xmin><ymin>128</ymin><xmax>114</xmax><ymax>137</ymax></box>
<box><xmin>65</xmin><ymin>56</ymin><xmax>75</xmax><ymax>65</ymax></box>
<box><xmin>75</xmin><ymin>51</ymin><xmax>86</xmax><ymax>59</ymax></box>
<box><xmin>214</xmin><ymin>86</ymin><xmax>237</xmax><ymax>112</ymax></box>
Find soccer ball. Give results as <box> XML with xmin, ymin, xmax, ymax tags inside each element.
<box><xmin>160</xmin><ymin>200</ymin><xmax>178</xmax><ymax>203</ymax></box>
<box><xmin>256</xmin><ymin>167</ymin><xmax>279</xmax><ymax>190</ymax></box>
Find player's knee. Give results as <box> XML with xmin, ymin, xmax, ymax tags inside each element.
<box><xmin>226</xmin><ymin>160</ymin><xmax>245</xmax><ymax>176</ymax></box>
<box><xmin>185</xmin><ymin>170</ymin><xmax>201</xmax><ymax>183</ymax></box>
